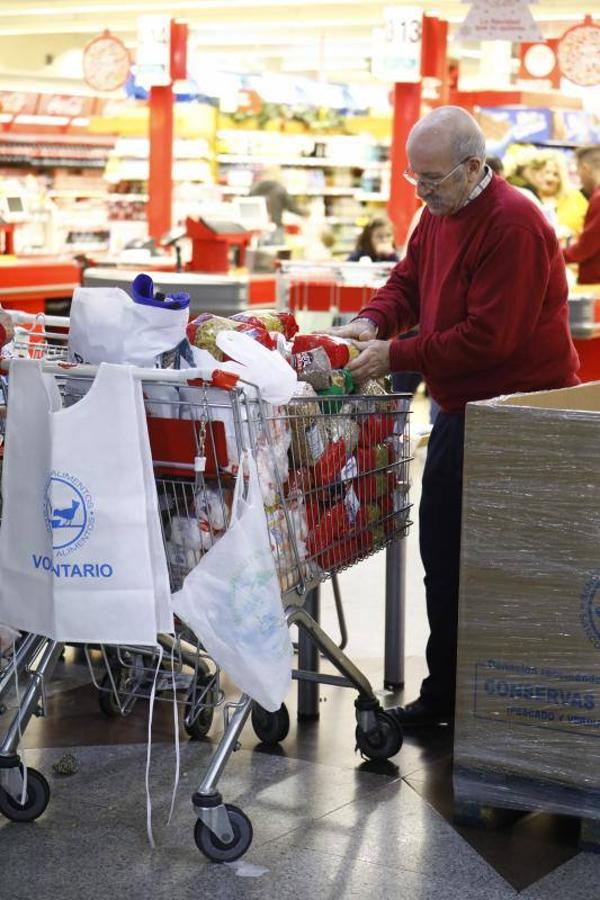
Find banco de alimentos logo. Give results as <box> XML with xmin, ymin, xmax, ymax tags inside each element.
<box><xmin>44</xmin><ymin>471</ymin><xmax>95</xmax><ymax>556</ymax></box>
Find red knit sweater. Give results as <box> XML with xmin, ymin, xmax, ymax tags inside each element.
<box><xmin>563</xmin><ymin>186</ymin><xmax>600</xmax><ymax>285</ymax></box>
<box><xmin>359</xmin><ymin>175</ymin><xmax>580</xmax><ymax>412</ymax></box>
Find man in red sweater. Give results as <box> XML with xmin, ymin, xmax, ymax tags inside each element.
<box><xmin>335</xmin><ymin>106</ymin><xmax>579</xmax><ymax>727</ymax></box>
<box><xmin>563</xmin><ymin>145</ymin><xmax>600</xmax><ymax>285</ymax></box>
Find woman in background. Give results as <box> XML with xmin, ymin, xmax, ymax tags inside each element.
<box><xmin>347</xmin><ymin>217</ymin><xmax>399</xmax><ymax>262</ymax></box>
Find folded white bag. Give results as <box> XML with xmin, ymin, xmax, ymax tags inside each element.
<box><xmin>216</xmin><ymin>330</ymin><xmax>297</xmax><ymax>405</ymax></box>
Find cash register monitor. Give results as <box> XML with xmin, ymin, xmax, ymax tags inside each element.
<box><xmin>0</xmin><ymin>194</ymin><xmax>27</xmax><ymax>222</ymax></box>
<box><xmin>233</xmin><ymin>196</ymin><xmax>270</xmax><ymax>231</ymax></box>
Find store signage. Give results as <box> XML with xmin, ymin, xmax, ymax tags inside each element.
<box><xmin>557</xmin><ymin>17</ymin><xmax>600</xmax><ymax>87</ymax></box>
<box><xmin>83</xmin><ymin>31</ymin><xmax>131</xmax><ymax>93</ymax></box>
<box><xmin>136</xmin><ymin>15</ymin><xmax>172</xmax><ymax>89</ymax></box>
<box><xmin>457</xmin><ymin>0</ymin><xmax>542</xmax><ymax>42</ymax></box>
<box><xmin>372</xmin><ymin>6</ymin><xmax>422</xmax><ymax>83</ymax></box>
<box><xmin>479</xmin><ymin>106</ymin><xmax>552</xmax><ymax>155</ymax></box>
<box><xmin>0</xmin><ymin>91</ymin><xmax>38</xmax><ymax>116</ymax></box>
<box><xmin>38</xmin><ymin>95</ymin><xmax>95</xmax><ymax>118</ymax></box>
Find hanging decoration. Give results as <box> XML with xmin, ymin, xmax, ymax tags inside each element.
<box><xmin>557</xmin><ymin>16</ymin><xmax>600</xmax><ymax>87</ymax></box>
<box><xmin>456</xmin><ymin>0</ymin><xmax>542</xmax><ymax>43</ymax></box>
<box><xmin>83</xmin><ymin>30</ymin><xmax>131</xmax><ymax>93</ymax></box>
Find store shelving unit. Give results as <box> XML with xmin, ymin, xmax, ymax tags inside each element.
<box><xmin>216</xmin><ymin>129</ymin><xmax>390</xmax><ymax>256</ymax></box>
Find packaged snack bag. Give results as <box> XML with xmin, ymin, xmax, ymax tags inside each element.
<box><xmin>232</xmin><ymin>311</ymin><xmax>299</xmax><ymax>340</ymax></box>
<box><xmin>291</xmin><ymin>346</ymin><xmax>332</xmax><ymax>392</ymax></box>
<box><xmin>292</xmin><ymin>335</ymin><xmax>360</xmax><ymax>370</ymax></box>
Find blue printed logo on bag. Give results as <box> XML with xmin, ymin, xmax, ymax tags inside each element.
<box><xmin>43</xmin><ymin>471</ymin><xmax>95</xmax><ymax>556</ymax></box>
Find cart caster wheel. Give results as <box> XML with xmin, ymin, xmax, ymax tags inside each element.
<box><xmin>98</xmin><ymin>672</ymin><xmax>128</xmax><ymax>718</ymax></box>
<box><xmin>0</xmin><ymin>767</ymin><xmax>50</xmax><ymax>822</ymax></box>
<box><xmin>184</xmin><ymin>674</ymin><xmax>216</xmax><ymax>741</ymax></box>
<box><xmin>251</xmin><ymin>702</ymin><xmax>290</xmax><ymax>744</ymax></box>
<box><xmin>355</xmin><ymin>711</ymin><xmax>403</xmax><ymax>761</ymax></box>
<box><xmin>194</xmin><ymin>804</ymin><xmax>253</xmax><ymax>862</ymax></box>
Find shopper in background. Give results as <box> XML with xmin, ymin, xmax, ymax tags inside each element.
<box><xmin>485</xmin><ymin>155</ymin><xmax>504</xmax><ymax>177</ymax></box>
<box><xmin>563</xmin><ymin>145</ymin><xmax>600</xmax><ymax>285</ymax></box>
<box><xmin>535</xmin><ymin>151</ymin><xmax>588</xmax><ymax>238</ymax></box>
<box><xmin>504</xmin><ymin>150</ymin><xmax>548</xmax><ymax>214</ymax></box>
<box><xmin>249</xmin><ymin>166</ymin><xmax>307</xmax><ymax>244</ymax></box>
<box><xmin>330</xmin><ymin>105</ymin><xmax>579</xmax><ymax>728</ymax></box>
<box><xmin>347</xmin><ymin>217</ymin><xmax>399</xmax><ymax>263</ymax></box>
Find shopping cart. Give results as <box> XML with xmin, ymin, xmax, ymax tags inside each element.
<box><xmin>0</xmin><ymin>315</ymin><xmax>412</xmax><ymax>862</ymax></box>
<box><xmin>276</xmin><ymin>260</ymin><xmax>395</xmax><ymax>315</ymax></box>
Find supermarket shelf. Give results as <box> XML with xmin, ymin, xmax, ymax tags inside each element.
<box><xmin>217</xmin><ymin>154</ymin><xmax>388</xmax><ymax>169</ymax></box>
<box><xmin>221</xmin><ymin>185</ymin><xmax>364</xmax><ymax>196</ymax></box>
<box><xmin>108</xmin><ymin>194</ymin><xmax>149</xmax><ymax>202</ymax></box>
<box><xmin>49</xmin><ymin>190</ymin><xmax>110</xmax><ymax>199</ymax></box>
<box><xmin>355</xmin><ymin>191</ymin><xmax>388</xmax><ymax>201</ymax></box>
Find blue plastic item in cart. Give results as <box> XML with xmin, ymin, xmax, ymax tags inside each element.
<box><xmin>131</xmin><ymin>273</ymin><xmax>190</xmax><ymax>311</ymax></box>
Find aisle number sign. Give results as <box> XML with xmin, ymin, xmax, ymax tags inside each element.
<box><xmin>372</xmin><ymin>6</ymin><xmax>423</xmax><ymax>83</ymax></box>
<box><xmin>136</xmin><ymin>15</ymin><xmax>171</xmax><ymax>89</ymax></box>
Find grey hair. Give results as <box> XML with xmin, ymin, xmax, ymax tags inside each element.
<box><xmin>452</xmin><ymin>129</ymin><xmax>486</xmax><ymax>164</ymax></box>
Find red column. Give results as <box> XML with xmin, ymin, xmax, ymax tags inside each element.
<box><xmin>388</xmin><ymin>82</ymin><xmax>421</xmax><ymax>247</ymax></box>
<box><xmin>148</xmin><ymin>85</ymin><xmax>174</xmax><ymax>241</ymax></box>
<box><xmin>421</xmin><ymin>15</ymin><xmax>449</xmax><ymax>105</ymax></box>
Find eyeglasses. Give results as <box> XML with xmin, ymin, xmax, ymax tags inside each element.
<box><xmin>403</xmin><ymin>157</ymin><xmax>472</xmax><ymax>191</ymax></box>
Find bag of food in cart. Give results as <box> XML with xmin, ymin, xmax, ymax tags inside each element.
<box><xmin>0</xmin><ymin>359</ymin><xmax>173</xmax><ymax>644</ymax></box>
<box><xmin>68</xmin><ymin>273</ymin><xmax>190</xmax><ymax>368</ymax></box>
<box><xmin>172</xmin><ymin>449</ymin><xmax>292</xmax><ymax>712</ymax></box>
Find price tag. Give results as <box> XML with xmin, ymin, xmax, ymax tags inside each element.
<box><xmin>372</xmin><ymin>6</ymin><xmax>422</xmax><ymax>83</ymax></box>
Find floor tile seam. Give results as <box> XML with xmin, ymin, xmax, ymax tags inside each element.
<box><xmin>250</xmin><ymin>775</ymin><xmax>406</xmax><ymax>851</ymax></box>
<box><xmin>248</xmin><ymin>834</ymin><xmax>520</xmax><ymax>897</ymax></box>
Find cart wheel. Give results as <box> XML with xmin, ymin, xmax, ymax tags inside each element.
<box><xmin>193</xmin><ymin>804</ymin><xmax>253</xmax><ymax>863</ymax></box>
<box><xmin>184</xmin><ymin>698</ymin><xmax>214</xmax><ymax>741</ymax></box>
<box><xmin>183</xmin><ymin>673</ymin><xmax>216</xmax><ymax>741</ymax></box>
<box><xmin>98</xmin><ymin>672</ymin><xmax>128</xmax><ymax>718</ymax></box>
<box><xmin>251</xmin><ymin>702</ymin><xmax>290</xmax><ymax>745</ymax></box>
<box><xmin>0</xmin><ymin>768</ymin><xmax>50</xmax><ymax>822</ymax></box>
<box><xmin>355</xmin><ymin>711</ymin><xmax>403</xmax><ymax>761</ymax></box>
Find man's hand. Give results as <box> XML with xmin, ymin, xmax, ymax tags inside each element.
<box><xmin>326</xmin><ymin>317</ymin><xmax>377</xmax><ymax>342</ymax></box>
<box><xmin>347</xmin><ymin>339</ymin><xmax>391</xmax><ymax>382</ymax></box>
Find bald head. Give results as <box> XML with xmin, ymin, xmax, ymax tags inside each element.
<box><xmin>407</xmin><ymin>106</ymin><xmax>486</xmax><ymax>165</ymax></box>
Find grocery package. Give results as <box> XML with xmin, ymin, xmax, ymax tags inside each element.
<box><xmin>231</xmin><ymin>311</ymin><xmax>299</xmax><ymax>340</ymax></box>
<box><xmin>454</xmin><ymin>383</ymin><xmax>600</xmax><ymax>822</ymax></box>
<box><xmin>291</xmin><ymin>334</ymin><xmax>360</xmax><ymax>369</ymax></box>
<box><xmin>186</xmin><ymin>314</ymin><xmax>238</xmax><ymax>360</ymax></box>
<box><xmin>290</xmin><ymin>346</ymin><xmax>332</xmax><ymax>391</ymax></box>
<box><xmin>289</xmin><ymin>381</ymin><xmax>329</xmax><ymax>467</ymax></box>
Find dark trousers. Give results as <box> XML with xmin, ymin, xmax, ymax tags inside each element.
<box><xmin>418</xmin><ymin>411</ymin><xmax>466</xmax><ymax>712</ymax></box>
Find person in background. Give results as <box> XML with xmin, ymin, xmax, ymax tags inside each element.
<box><xmin>535</xmin><ymin>151</ymin><xmax>588</xmax><ymax>239</ymax></box>
<box><xmin>485</xmin><ymin>155</ymin><xmax>504</xmax><ymax>177</ymax></box>
<box><xmin>249</xmin><ymin>166</ymin><xmax>307</xmax><ymax>244</ymax></box>
<box><xmin>504</xmin><ymin>150</ymin><xmax>548</xmax><ymax>213</ymax></box>
<box><xmin>330</xmin><ymin>106</ymin><xmax>579</xmax><ymax>728</ymax></box>
<box><xmin>347</xmin><ymin>216</ymin><xmax>399</xmax><ymax>263</ymax></box>
<box><xmin>563</xmin><ymin>145</ymin><xmax>600</xmax><ymax>285</ymax></box>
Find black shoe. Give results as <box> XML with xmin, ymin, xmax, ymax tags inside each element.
<box><xmin>387</xmin><ymin>698</ymin><xmax>453</xmax><ymax>727</ymax></box>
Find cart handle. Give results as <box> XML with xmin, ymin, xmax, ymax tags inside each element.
<box><xmin>7</xmin><ymin>311</ymin><xmax>70</xmax><ymax>328</ymax></box>
<box><xmin>0</xmin><ymin>359</ymin><xmax>240</xmax><ymax>390</ymax></box>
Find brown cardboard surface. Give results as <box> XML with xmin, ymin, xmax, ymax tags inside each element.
<box><xmin>454</xmin><ymin>383</ymin><xmax>600</xmax><ymax>816</ymax></box>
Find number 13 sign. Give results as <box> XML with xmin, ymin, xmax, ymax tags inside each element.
<box><xmin>372</xmin><ymin>6</ymin><xmax>423</xmax><ymax>83</ymax></box>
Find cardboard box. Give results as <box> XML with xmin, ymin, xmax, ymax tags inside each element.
<box><xmin>454</xmin><ymin>382</ymin><xmax>600</xmax><ymax>818</ymax></box>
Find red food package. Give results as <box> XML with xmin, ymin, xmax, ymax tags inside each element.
<box><xmin>292</xmin><ymin>334</ymin><xmax>350</xmax><ymax>369</ymax></box>
<box><xmin>358</xmin><ymin>414</ymin><xmax>395</xmax><ymax>446</ymax></box>
<box><xmin>275</xmin><ymin>312</ymin><xmax>299</xmax><ymax>340</ymax></box>
<box><xmin>356</xmin><ymin>443</ymin><xmax>394</xmax><ymax>473</ymax></box>
<box><xmin>307</xmin><ymin>501</ymin><xmax>348</xmax><ymax>556</ymax></box>
<box><xmin>354</xmin><ymin>472</ymin><xmax>395</xmax><ymax>503</ymax></box>
<box><xmin>315</xmin><ymin>534</ymin><xmax>371</xmax><ymax>572</ymax></box>
<box><xmin>234</xmin><ymin>323</ymin><xmax>276</xmax><ymax>350</ymax></box>
<box><xmin>312</xmin><ymin>438</ymin><xmax>346</xmax><ymax>487</ymax></box>
<box><xmin>229</xmin><ymin>313</ymin><xmax>265</xmax><ymax>330</ymax></box>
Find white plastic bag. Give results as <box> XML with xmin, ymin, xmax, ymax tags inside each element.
<box><xmin>172</xmin><ymin>450</ymin><xmax>292</xmax><ymax>711</ymax></box>
<box><xmin>216</xmin><ymin>330</ymin><xmax>297</xmax><ymax>405</ymax></box>
<box><xmin>68</xmin><ymin>276</ymin><xmax>189</xmax><ymax>368</ymax></box>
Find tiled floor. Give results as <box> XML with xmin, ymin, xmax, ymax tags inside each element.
<box><xmin>2</xmin><ymin>397</ymin><xmax>600</xmax><ymax>899</ymax></box>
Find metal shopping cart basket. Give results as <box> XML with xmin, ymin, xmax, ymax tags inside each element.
<box><xmin>0</xmin><ymin>317</ymin><xmax>412</xmax><ymax>862</ymax></box>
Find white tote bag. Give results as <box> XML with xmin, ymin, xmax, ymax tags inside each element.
<box><xmin>0</xmin><ymin>359</ymin><xmax>173</xmax><ymax>644</ymax></box>
<box><xmin>68</xmin><ymin>274</ymin><xmax>190</xmax><ymax>368</ymax></box>
<box><xmin>172</xmin><ymin>450</ymin><xmax>292</xmax><ymax>711</ymax></box>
